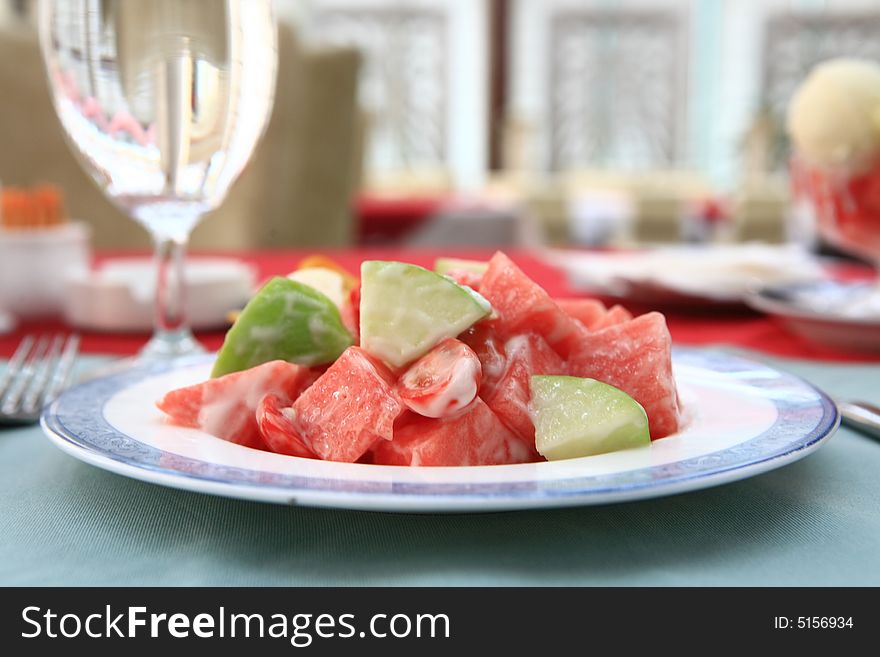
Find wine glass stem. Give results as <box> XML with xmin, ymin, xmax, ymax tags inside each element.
<box><xmin>156</xmin><ymin>235</ymin><xmax>186</xmax><ymax>335</ymax></box>
<box><xmin>142</xmin><ymin>234</ymin><xmax>202</xmax><ymax>358</ymax></box>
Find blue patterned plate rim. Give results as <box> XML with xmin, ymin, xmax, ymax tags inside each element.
<box><xmin>39</xmin><ymin>348</ymin><xmax>840</xmax><ymax>512</ymax></box>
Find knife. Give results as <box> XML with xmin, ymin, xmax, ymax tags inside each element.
<box><xmin>838</xmin><ymin>400</ymin><xmax>880</xmax><ymax>441</ymax></box>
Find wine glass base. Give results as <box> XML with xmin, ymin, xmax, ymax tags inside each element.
<box><xmin>140</xmin><ymin>330</ymin><xmax>205</xmax><ymax>361</ymax></box>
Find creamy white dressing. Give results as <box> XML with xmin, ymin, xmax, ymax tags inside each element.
<box><xmin>247</xmin><ymin>323</ymin><xmax>284</xmax><ymax>343</ymax></box>
<box><xmin>402</xmin><ymin>356</ymin><xmax>479</xmax><ymax>418</ymax></box>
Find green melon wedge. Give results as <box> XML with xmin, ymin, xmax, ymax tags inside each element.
<box><xmin>211</xmin><ymin>277</ymin><xmax>354</xmax><ymax>377</ymax></box>
<box><xmin>530</xmin><ymin>375</ymin><xmax>650</xmax><ymax>460</ymax></box>
<box><xmin>360</xmin><ymin>261</ymin><xmax>492</xmax><ymax>368</ymax></box>
<box><xmin>434</xmin><ymin>257</ymin><xmax>488</xmax><ymax>276</ymax></box>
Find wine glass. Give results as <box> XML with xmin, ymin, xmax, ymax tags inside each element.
<box><xmin>38</xmin><ymin>0</ymin><xmax>278</xmax><ymax>358</ymax></box>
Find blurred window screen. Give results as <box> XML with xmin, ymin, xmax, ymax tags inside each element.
<box><xmin>10</xmin><ymin>0</ymin><xmax>880</xmax><ymax>193</ymax></box>
<box><xmin>508</xmin><ymin>0</ymin><xmax>880</xmax><ymax>188</ymax></box>
<box><xmin>288</xmin><ymin>0</ymin><xmax>488</xmax><ymax>192</ymax></box>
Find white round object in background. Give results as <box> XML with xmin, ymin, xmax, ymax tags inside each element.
<box><xmin>787</xmin><ymin>58</ymin><xmax>880</xmax><ymax>171</ymax></box>
<box><xmin>63</xmin><ymin>257</ymin><xmax>257</xmax><ymax>332</ymax></box>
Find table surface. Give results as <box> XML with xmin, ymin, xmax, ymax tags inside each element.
<box><xmin>2</xmin><ymin>248</ymin><xmax>879</xmax><ymax>586</ymax></box>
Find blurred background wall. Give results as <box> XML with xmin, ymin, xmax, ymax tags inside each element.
<box><xmin>3</xmin><ymin>0</ymin><xmax>880</xmax><ymax>249</ymax></box>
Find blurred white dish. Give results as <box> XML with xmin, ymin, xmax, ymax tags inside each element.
<box><xmin>64</xmin><ymin>257</ymin><xmax>256</xmax><ymax>332</ymax></box>
<box><xmin>546</xmin><ymin>243</ymin><xmax>825</xmax><ymax>307</ymax></box>
<box><xmin>0</xmin><ymin>222</ymin><xmax>91</xmax><ymax>317</ymax></box>
<box><xmin>745</xmin><ymin>280</ymin><xmax>880</xmax><ymax>352</ymax></box>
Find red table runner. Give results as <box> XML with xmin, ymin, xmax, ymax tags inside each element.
<box><xmin>2</xmin><ymin>248</ymin><xmax>878</xmax><ymax>363</ymax></box>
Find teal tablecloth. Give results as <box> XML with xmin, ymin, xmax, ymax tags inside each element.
<box><xmin>1</xmin><ymin>353</ymin><xmax>878</xmax><ymax>586</ymax></box>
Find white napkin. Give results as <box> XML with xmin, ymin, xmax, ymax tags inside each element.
<box><xmin>63</xmin><ymin>257</ymin><xmax>257</xmax><ymax>332</ymax></box>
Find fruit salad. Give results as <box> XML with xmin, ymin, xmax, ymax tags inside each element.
<box><xmin>157</xmin><ymin>252</ymin><xmax>682</xmax><ymax>466</ymax></box>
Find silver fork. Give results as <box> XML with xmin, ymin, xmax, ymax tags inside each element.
<box><xmin>0</xmin><ymin>334</ymin><xmax>79</xmax><ymax>425</ymax></box>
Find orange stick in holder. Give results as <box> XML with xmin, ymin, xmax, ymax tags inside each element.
<box><xmin>0</xmin><ymin>185</ymin><xmax>66</xmax><ymax>229</ymax></box>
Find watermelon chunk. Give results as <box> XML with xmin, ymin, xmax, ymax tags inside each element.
<box><xmin>459</xmin><ymin>321</ymin><xmax>508</xmax><ymax>392</ymax></box>
<box><xmin>372</xmin><ymin>397</ymin><xmax>535</xmax><ymax>466</ymax></box>
<box><xmin>481</xmin><ymin>333</ymin><xmax>566</xmax><ymax>454</ymax></box>
<box><xmin>443</xmin><ymin>269</ymin><xmax>484</xmax><ymax>290</ymax></box>
<box><xmin>256</xmin><ymin>393</ymin><xmax>316</xmax><ymax>458</ymax></box>
<box><xmin>290</xmin><ymin>346</ymin><xmax>405</xmax><ymax>462</ymax></box>
<box><xmin>567</xmin><ymin>312</ymin><xmax>681</xmax><ymax>439</ymax></box>
<box><xmin>555</xmin><ymin>298</ymin><xmax>608</xmax><ymax>329</ymax></box>
<box><xmin>555</xmin><ymin>298</ymin><xmax>633</xmax><ymax>330</ymax></box>
<box><xmin>479</xmin><ymin>251</ymin><xmax>588</xmax><ymax>359</ymax></box>
<box><xmin>156</xmin><ymin>360</ymin><xmax>315</xmax><ymax>449</ymax></box>
<box><xmin>341</xmin><ymin>285</ymin><xmax>360</xmax><ymax>342</ymax></box>
<box><xmin>592</xmin><ymin>304</ymin><xmax>633</xmax><ymax>330</ymax></box>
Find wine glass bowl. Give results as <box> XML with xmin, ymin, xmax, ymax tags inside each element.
<box><xmin>38</xmin><ymin>0</ymin><xmax>278</xmax><ymax>358</ymax></box>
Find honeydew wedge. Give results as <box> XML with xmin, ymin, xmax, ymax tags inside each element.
<box><xmin>530</xmin><ymin>375</ymin><xmax>650</xmax><ymax>460</ymax></box>
<box><xmin>295</xmin><ymin>255</ymin><xmax>359</xmax><ymax>293</ymax></box>
<box><xmin>211</xmin><ymin>277</ymin><xmax>354</xmax><ymax>377</ymax></box>
<box><xmin>360</xmin><ymin>260</ymin><xmax>492</xmax><ymax>368</ymax></box>
<box><xmin>287</xmin><ymin>267</ymin><xmax>347</xmax><ymax>309</ymax></box>
<box><xmin>434</xmin><ymin>257</ymin><xmax>488</xmax><ymax>276</ymax></box>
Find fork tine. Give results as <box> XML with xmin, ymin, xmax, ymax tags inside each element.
<box><xmin>0</xmin><ymin>335</ymin><xmax>35</xmax><ymax>397</ymax></box>
<box><xmin>1</xmin><ymin>335</ymin><xmax>50</xmax><ymax>414</ymax></box>
<box><xmin>43</xmin><ymin>334</ymin><xmax>79</xmax><ymax>404</ymax></box>
<box><xmin>20</xmin><ymin>334</ymin><xmax>65</xmax><ymax>414</ymax></box>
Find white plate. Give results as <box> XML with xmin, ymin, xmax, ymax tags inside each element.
<box><xmin>40</xmin><ymin>349</ymin><xmax>839</xmax><ymax>513</ymax></box>
<box><xmin>745</xmin><ymin>280</ymin><xmax>880</xmax><ymax>353</ymax></box>
<box><xmin>546</xmin><ymin>245</ymin><xmax>825</xmax><ymax>308</ymax></box>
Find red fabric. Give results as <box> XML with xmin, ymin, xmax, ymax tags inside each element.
<box><xmin>1</xmin><ymin>248</ymin><xmax>878</xmax><ymax>363</ymax></box>
<box><xmin>355</xmin><ymin>194</ymin><xmax>446</xmax><ymax>242</ymax></box>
